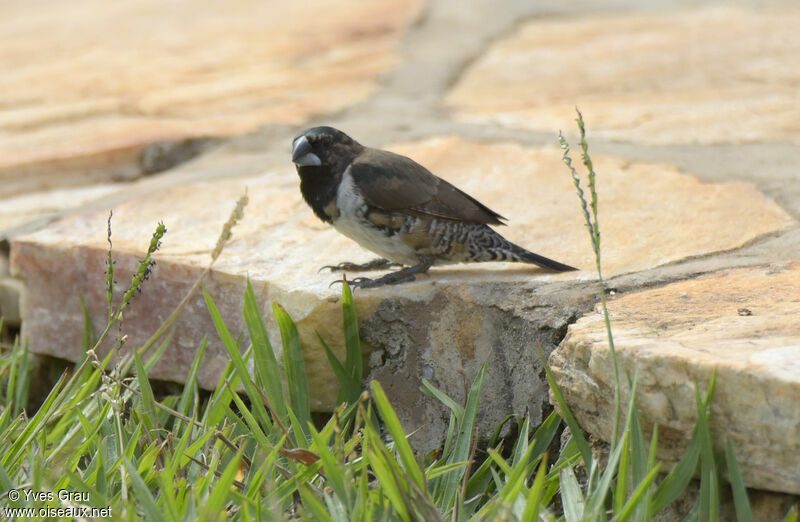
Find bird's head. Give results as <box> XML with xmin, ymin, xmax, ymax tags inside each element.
<box><xmin>291</xmin><ymin>126</ymin><xmax>363</xmax><ymax>174</ymax></box>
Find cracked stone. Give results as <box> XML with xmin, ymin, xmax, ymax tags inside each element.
<box><xmin>9</xmin><ymin>136</ymin><xmax>794</xmax><ymax>451</ymax></box>
<box><xmin>0</xmin><ymin>0</ymin><xmax>421</xmax><ymax>197</ymax></box>
<box><xmin>446</xmin><ymin>5</ymin><xmax>800</xmax><ymax>145</ymax></box>
<box><xmin>549</xmin><ymin>262</ymin><xmax>800</xmax><ymax>494</ymax></box>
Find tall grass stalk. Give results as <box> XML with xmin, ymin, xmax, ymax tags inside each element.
<box><xmin>559</xmin><ymin>108</ymin><xmax>622</xmax><ymax>447</ymax></box>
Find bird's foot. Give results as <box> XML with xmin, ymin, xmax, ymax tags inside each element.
<box><xmin>320</xmin><ymin>258</ymin><xmax>403</xmax><ymax>272</ymax></box>
<box><xmin>329</xmin><ymin>260</ymin><xmax>432</xmax><ymax>290</ymax></box>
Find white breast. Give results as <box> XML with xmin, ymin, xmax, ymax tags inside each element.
<box><xmin>332</xmin><ymin>168</ymin><xmax>419</xmax><ymax>266</ymax></box>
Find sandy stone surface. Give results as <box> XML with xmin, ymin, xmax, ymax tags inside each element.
<box><xmin>549</xmin><ymin>263</ymin><xmax>800</xmax><ymax>494</ymax></box>
<box><xmin>386</xmin><ymin>138</ymin><xmax>793</xmax><ymax>278</ymax></box>
<box><xmin>446</xmin><ymin>6</ymin><xmax>800</xmax><ymax>145</ymax></box>
<box><xmin>0</xmin><ymin>184</ymin><xmax>122</xmax><ymax>240</ymax></box>
<box><xmin>0</xmin><ymin>0</ymin><xmax>420</xmax><ymax>196</ymax></box>
<box><xmin>10</xmin><ymin>137</ymin><xmax>793</xmax><ymax>443</ymax></box>
<box><xmin>4</xmin><ymin>0</ymin><xmax>800</xmax><ymax>498</ymax></box>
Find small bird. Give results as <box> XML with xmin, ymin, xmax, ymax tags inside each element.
<box><xmin>292</xmin><ymin>126</ymin><xmax>577</xmax><ymax>289</ymax></box>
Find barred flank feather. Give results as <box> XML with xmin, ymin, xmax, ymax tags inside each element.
<box><xmin>466</xmin><ymin>225</ymin><xmax>577</xmax><ymax>272</ymax></box>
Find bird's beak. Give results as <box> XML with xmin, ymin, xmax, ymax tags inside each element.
<box><xmin>292</xmin><ymin>135</ymin><xmax>321</xmax><ymax>166</ymax></box>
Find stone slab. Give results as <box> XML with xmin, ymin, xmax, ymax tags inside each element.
<box><xmin>549</xmin><ymin>263</ymin><xmax>800</xmax><ymax>494</ymax></box>
<box><xmin>0</xmin><ymin>184</ymin><xmax>122</xmax><ymax>240</ymax></box>
<box><xmin>0</xmin><ymin>0</ymin><xmax>420</xmax><ymax>197</ymax></box>
<box><xmin>9</xmin><ymin>136</ymin><xmax>794</xmax><ymax>451</ymax></box>
<box><xmin>445</xmin><ymin>6</ymin><xmax>800</xmax><ymax>145</ymax></box>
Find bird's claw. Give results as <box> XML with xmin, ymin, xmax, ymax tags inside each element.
<box><xmin>320</xmin><ymin>262</ymin><xmax>356</xmax><ymax>273</ymax></box>
<box><xmin>328</xmin><ymin>276</ymin><xmax>374</xmax><ymax>290</ymax></box>
<box><xmin>328</xmin><ymin>277</ymin><xmax>346</xmax><ymax>288</ymax></box>
<box><xmin>319</xmin><ymin>259</ymin><xmax>403</xmax><ymax>273</ymax></box>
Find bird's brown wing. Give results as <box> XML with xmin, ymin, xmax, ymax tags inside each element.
<box><xmin>350</xmin><ymin>148</ymin><xmax>506</xmax><ymax>225</ymax></box>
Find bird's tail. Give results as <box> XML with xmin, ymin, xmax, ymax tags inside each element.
<box><xmin>506</xmin><ymin>244</ymin><xmax>577</xmax><ymax>271</ymax></box>
<box><xmin>470</xmin><ymin>226</ymin><xmax>577</xmax><ymax>272</ymax></box>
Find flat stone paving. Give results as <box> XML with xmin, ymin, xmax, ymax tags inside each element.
<box><xmin>550</xmin><ymin>262</ymin><xmax>800</xmax><ymax>494</ymax></box>
<box><xmin>2</xmin><ymin>0</ymin><xmax>800</xmax><ymax>500</ymax></box>
<box><xmin>0</xmin><ymin>0</ymin><xmax>420</xmax><ymax>197</ymax></box>
<box><xmin>446</xmin><ymin>5</ymin><xmax>800</xmax><ymax>145</ymax></box>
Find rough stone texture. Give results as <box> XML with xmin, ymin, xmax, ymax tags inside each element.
<box><xmin>4</xmin><ymin>0</ymin><xmax>800</xmax><ymax>490</ymax></box>
<box><xmin>549</xmin><ymin>263</ymin><xmax>800</xmax><ymax>494</ymax></box>
<box><xmin>0</xmin><ymin>184</ymin><xmax>121</xmax><ymax>240</ymax></box>
<box><xmin>385</xmin><ymin>138</ymin><xmax>793</xmax><ymax>278</ymax></box>
<box><xmin>10</xmin><ymin>136</ymin><xmax>794</xmax><ymax>452</ymax></box>
<box><xmin>0</xmin><ymin>0</ymin><xmax>421</xmax><ymax>197</ymax></box>
<box><xmin>364</xmin><ymin>283</ymin><xmax>589</xmax><ymax>453</ymax></box>
<box><xmin>445</xmin><ymin>6</ymin><xmax>800</xmax><ymax>145</ymax></box>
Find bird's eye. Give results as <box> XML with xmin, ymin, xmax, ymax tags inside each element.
<box><xmin>322</xmin><ymin>136</ymin><xmax>332</xmax><ymax>145</ymax></box>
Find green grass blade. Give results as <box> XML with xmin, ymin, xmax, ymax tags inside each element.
<box><xmin>510</xmin><ymin>416</ymin><xmax>530</xmax><ymax>467</ymax></box>
<box><xmin>463</xmin><ymin>441</ymin><xmax>496</xmax><ymax>504</ymax></box>
<box><xmin>586</xmin><ymin>430</ymin><xmax>625</xmax><ymax>517</ymax></box>
<box><xmin>370</xmin><ymin>380</ymin><xmax>425</xmax><ymax>491</ymax></box>
<box><xmin>204</xmin><ymin>287</ymin><xmax>272</xmax><ymax>429</ymax></box>
<box><xmin>299</xmin><ymin>484</ymin><xmax>334</xmax><ymax>522</ymax></box>
<box><xmin>615</xmin><ymin>427</ymin><xmax>631</xmax><ymax>513</ymax></box>
<box><xmin>318</xmin><ymin>333</ymin><xmax>359</xmax><ymax>407</ymax></box>
<box><xmin>340</xmin><ymin>281</ymin><xmax>362</xmax><ymax>388</ymax></box>
<box><xmin>617</xmin><ymin>463</ymin><xmax>661</xmax><ymax>522</ymax></box>
<box><xmin>227</xmin><ymin>383</ymin><xmax>273</xmax><ymax>450</ymax></box>
<box><xmin>529</xmin><ymin>411</ymin><xmax>562</xmax><ymax>466</ymax></box>
<box><xmin>421</xmin><ymin>379</ymin><xmax>464</xmax><ymax>423</ymax></box>
<box><xmin>630</xmin><ymin>411</ymin><xmax>648</xmax><ymax>484</ymax></box>
<box><xmin>1</xmin><ymin>371</ymin><xmax>66</xmax><ymax>469</ymax></box>
<box><xmin>589</xmin><ymin>372</ymin><xmax>637</xmax><ymax>517</ymax></box>
<box><xmin>629</xmin><ymin>406</ymin><xmax>650</xmax><ymax>521</ymax></box>
<box><xmin>498</xmin><ymin>444</ymin><xmax>538</xmax><ymax>504</ymax></box>
<box><xmin>124</xmin><ymin>459</ymin><xmax>165</xmax><ymax>522</ymax></box>
<box><xmin>425</xmin><ymin>460</ymin><xmax>469</xmax><ymax>480</ymax></box>
<box><xmin>244</xmin><ymin>279</ymin><xmax>287</xmax><ymax>422</ymax></box>
<box><xmin>644</xmin><ymin>423</ymin><xmax>659</xmax><ymax>518</ymax></box>
<box><xmin>12</xmin><ymin>344</ymin><xmax>30</xmax><ymax>416</ymax></box>
<box><xmin>522</xmin><ymin>452</ymin><xmax>549</xmax><ymax>522</ymax></box>
<box><xmin>287</xmin><ymin>405</ymin><xmax>311</xmax><ymax>448</ymax></box>
<box><xmin>725</xmin><ymin>438</ymin><xmax>754</xmax><ymax>522</ymax></box>
<box><xmin>79</xmin><ymin>293</ymin><xmax>97</xmax><ymax>353</ymax></box>
<box><xmin>560</xmin><ymin>466</ymin><xmax>585</xmax><ymax>522</ymax></box>
<box><xmin>367</xmin><ymin>447</ymin><xmax>411</xmax><ymax>522</ymax></box>
<box><xmin>204</xmin><ymin>449</ymin><xmax>245</xmax><ymax>519</ymax></box>
<box><xmin>650</xmin><ymin>372</ymin><xmax>717</xmax><ymax>515</ymax></box>
<box><xmin>696</xmin><ymin>372</ymin><xmax>720</xmax><ymax>522</ymax></box>
<box><xmin>650</xmin><ymin>431</ymin><xmax>700</xmax><ymax>514</ymax></box>
<box><xmin>133</xmin><ymin>348</ymin><xmax>157</xmax><ymax>434</ymax></box>
<box><xmin>156</xmin><ymin>472</ymin><xmax>181</xmax><ymax>521</ymax></box>
<box><xmin>202</xmin><ymin>356</ymin><xmax>239</xmax><ymax>427</ymax></box>
<box><xmin>540</xmin><ymin>346</ymin><xmax>592</xmax><ymax>465</ymax></box>
<box><xmin>143</xmin><ymin>328</ymin><xmax>174</xmax><ymax>373</ymax></box>
<box><xmin>176</xmin><ymin>336</ymin><xmax>207</xmax><ymax>421</ymax></box>
<box><xmin>439</xmin><ymin>363</ymin><xmax>486</xmax><ymax>510</ymax></box>
<box><xmin>783</xmin><ymin>504</ymin><xmax>799</xmax><ymax>522</ymax></box>
<box><xmin>273</xmin><ymin>303</ymin><xmax>310</xmax><ymax>438</ymax></box>
<box><xmin>308</xmin><ymin>423</ymin><xmax>351</xmax><ymax>510</ymax></box>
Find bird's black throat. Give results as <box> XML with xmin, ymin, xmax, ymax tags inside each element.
<box><xmin>297</xmin><ymin>165</ymin><xmax>341</xmax><ymax>223</ymax></box>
